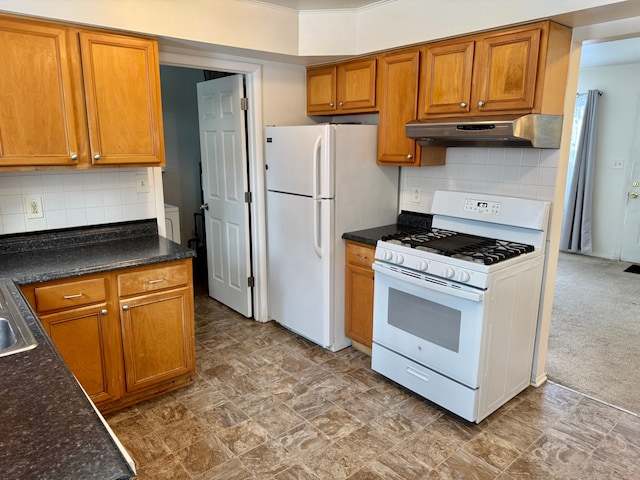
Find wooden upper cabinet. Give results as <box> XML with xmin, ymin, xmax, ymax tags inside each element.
<box><xmin>80</xmin><ymin>32</ymin><xmax>165</xmax><ymax>166</ymax></box>
<box><xmin>0</xmin><ymin>17</ymin><xmax>81</xmax><ymax>167</ymax></box>
<box><xmin>419</xmin><ymin>21</ymin><xmax>571</xmax><ymax>119</ymax></box>
<box><xmin>336</xmin><ymin>58</ymin><xmax>377</xmax><ymax>112</ymax></box>
<box><xmin>377</xmin><ymin>49</ymin><xmax>421</xmax><ymax>166</ymax></box>
<box><xmin>0</xmin><ymin>13</ymin><xmax>166</xmax><ymax>170</ymax></box>
<box><xmin>306</xmin><ymin>58</ymin><xmax>377</xmax><ymax>115</ymax></box>
<box><xmin>419</xmin><ymin>40</ymin><xmax>474</xmax><ymax>117</ymax></box>
<box><xmin>307</xmin><ymin>65</ymin><xmax>337</xmax><ymax>114</ymax></box>
<box><xmin>472</xmin><ymin>26</ymin><xmax>541</xmax><ymax>113</ymax></box>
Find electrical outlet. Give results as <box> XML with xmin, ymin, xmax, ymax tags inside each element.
<box><xmin>136</xmin><ymin>174</ymin><xmax>150</xmax><ymax>193</ymax></box>
<box><xmin>612</xmin><ymin>160</ymin><xmax>624</xmax><ymax>169</ymax></box>
<box><xmin>25</xmin><ymin>195</ymin><xmax>44</xmax><ymax>219</ymax></box>
<box><xmin>411</xmin><ymin>186</ymin><xmax>421</xmax><ymax>204</ymax></box>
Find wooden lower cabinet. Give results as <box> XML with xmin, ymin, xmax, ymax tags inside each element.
<box><xmin>21</xmin><ymin>258</ymin><xmax>194</xmax><ymax>412</ymax></box>
<box><xmin>345</xmin><ymin>241</ymin><xmax>376</xmax><ymax>352</ymax></box>
<box><xmin>120</xmin><ymin>286</ymin><xmax>194</xmax><ymax>393</ymax></box>
<box><xmin>39</xmin><ymin>300</ymin><xmax>122</xmax><ymax>405</ymax></box>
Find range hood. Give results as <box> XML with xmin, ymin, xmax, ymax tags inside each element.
<box><xmin>406</xmin><ymin>114</ymin><xmax>563</xmax><ymax>148</ymax></box>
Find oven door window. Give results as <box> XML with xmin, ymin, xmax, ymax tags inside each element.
<box><xmin>389</xmin><ymin>288</ymin><xmax>461</xmax><ymax>352</ymax></box>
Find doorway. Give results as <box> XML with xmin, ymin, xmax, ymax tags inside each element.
<box><xmin>158</xmin><ymin>52</ymin><xmax>269</xmax><ymax>322</ymax></box>
<box><xmin>546</xmin><ymin>34</ymin><xmax>640</xmax><ymax>413</ymax></box>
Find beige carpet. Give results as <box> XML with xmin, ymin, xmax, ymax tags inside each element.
<box><xmin>546</xmin><ymin>251</ymin><xmax>640</xmax><ymax>414</ymax></box>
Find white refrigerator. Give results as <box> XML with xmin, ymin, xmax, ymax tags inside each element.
<box><xmin>265</xmin><ymin>124</ymin><xmax>399</xmax><ymax>351</ymax></box>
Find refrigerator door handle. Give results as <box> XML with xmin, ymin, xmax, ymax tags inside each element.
<box><xmin>313</xmin><ymin>199</ymin><xmax>322</xmax><ymax>258</ymax></box>
<box><xmin>312</xmin><ymin>134</ymin><xmax>322</xmax><ymax>200</ymax></box>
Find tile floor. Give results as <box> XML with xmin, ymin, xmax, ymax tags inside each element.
<box><xmin>105</xmin><ymin>288</ymin><xmax>640</xmax><ymax>479</ymax></box>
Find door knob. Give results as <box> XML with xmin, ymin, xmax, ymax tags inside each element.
<box><xmin>630</xmin><ymin>192</ymin><xmax>638</xmax><ymax>199</ymax></box>
<box><xmin>200</xmin><ymin>203</ymin><xmax>209</xmax><ymax>211</ymax></box>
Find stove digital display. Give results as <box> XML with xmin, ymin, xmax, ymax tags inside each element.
<box><xmin>464</xmin><ymin>199</ymin><xmax>501</xmax><ymax>215</ymax></box>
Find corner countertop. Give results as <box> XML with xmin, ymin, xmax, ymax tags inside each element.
<box><xmin>0</xmin><ymin>219</ymin><xmax>196</xmax><ymax>479</ymax></box>
<box><xmin>341</xmin><ymin>224</ymin><xmax>407</xmax><ymax>246</ymax></box>
<box><xmin>341</xmin><ymin>211</ymin><xmax>434</xmax><ymax>246</ymax></box>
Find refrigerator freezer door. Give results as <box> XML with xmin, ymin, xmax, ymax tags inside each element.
<box><xmin>267</xmin><ymin>191</ymin><xmax>333</xmax><ymax>347</ymax></box>
<box><xmin>265</xmin><ymin>125</ymin><xmax>333</xmax><ymax>198</ymax></box>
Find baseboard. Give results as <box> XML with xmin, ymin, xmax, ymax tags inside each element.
<box><xmin>531</xmin><ymin>372</ymin><xmax>548</xmax><ymax>387</ymax></box>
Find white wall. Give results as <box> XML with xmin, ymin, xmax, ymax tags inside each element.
<box><xmin>0</xmin><ymin>169</ymin><xmax>156</xmax><ymax>234</ymax></box>
<box><xmin>576</xmin><ymin>63</ymin><xmax>640</xmax><ymax>259</ymax></box>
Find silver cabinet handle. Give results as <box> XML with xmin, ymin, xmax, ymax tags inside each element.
<box><xmin>70</xmin><ymin>153</ymin><xmax>78</xmax><ymax>161</ymax></box>
<box><xmin>63</xmin><ymin>293</ymin><xmax>83</xmax><ymax>299</ymax></box>
<box><xmin>122</xmin><ymin>305</ymin><xmax>129</xmax><ymax>311</ymax></box>
<box><xmin>94</xmin><ymin>154</ymin><xmax>101</xmax><ymax>160</ymax></box>
<box><xmin>478</xmin><ymin>100</ymin><xmax>485</xmax><ymax>107</ymax></box>
<box><xmin>100</xmin><ymin>309</ymin><xmax>108</xmax><ymax>316</ymax></box>
<box><xmin>329</xmin><ymin>102</ymin><xmax>335</xmax><ymax>107</ymax></box>
<box><xmin>407</xmin><ymin>154</ymin><xmax>413</xmax><ymax>159</ymax></box>
<box><xmin>338</xmin><ymin>101</ymin><xmax>344</xmax><ymax>106</ymax></box>
<box><xmin>148</xmin><ymin>278</ymin><xmax>165</xmax><ymax>284</ymax></box>
<box><xmin>460</xmin><ymin>102</ymin><xmax>467</xmax><ymax>108</ymax></box>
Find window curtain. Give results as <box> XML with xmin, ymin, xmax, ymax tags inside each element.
<box><xmin>560</xmin><ymin>89</ymin><xmax>601</xmax><ymax>253</ymax></box>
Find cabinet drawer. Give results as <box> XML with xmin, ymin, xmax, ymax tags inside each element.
<box><xmin>117</xmin><ymin>262</ymin><xmax>189</xmax><ymax>297</ymax></box>
<box><xmin>346</xmin><ymin>242</ymin><xmax>375</xmax><ymax>269</ymax></box>
<box><xmin>34</xmin><ymin>278</ymin><xmax>107</xmax><ymax>313</ymax></box>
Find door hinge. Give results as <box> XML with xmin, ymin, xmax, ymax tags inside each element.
<box><xmin>240</xmin><ymin>97</ymin><xmax>248</xmax><ymax>110</ymax></box>
<box><xmin>245</xmin><ymin>191</ymin><xmax>252</xmax><ymax>203</ymax></box>
<box><xmin>248</xmin><ymin>276</ymin><xmax>255</xmax><ymax>288</ymax></box>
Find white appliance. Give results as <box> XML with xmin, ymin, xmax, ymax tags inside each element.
<box><xmin>265</xmin><ymin>124</ymin><xmax>398</xmax><ymax>351</ymax></box>
<box><xmin>164</xmin><ymin>203</ymin><xmax>181</xmax><ymax>244</ymax></box>
<box><xmin>371</xmin><ymin>191</ymin><xmax>550</xmax><ymax>422</ymax></box>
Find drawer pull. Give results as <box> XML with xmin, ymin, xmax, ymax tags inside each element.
<box><xmin>63</xmin><ymin>293</ymin><xmax>84</xmax><ymax>299</ymax></box>
<box><xmin>101</xmin><ymin>309</ymin><xmax>108</xmax><ymax>316</ymax></box>
<box><xmin>122</xmin><ymin>305</ymin><xmax>130</xmax><ymax>311</ymax></box>
<box><xmin>355</xmin><ymin>254</ymin><xmax>369</xmax><ymax>260</ymax></box>
<box><xmin>148</xmin><ymin>278</ymin><xmax>165</xmax><ymax>284</ymax></box>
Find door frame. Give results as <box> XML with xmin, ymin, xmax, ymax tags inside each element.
<box><xmin>158</xmin><ymin>50</ymin><xmax>268</xmax><ymax>322</ymax></box>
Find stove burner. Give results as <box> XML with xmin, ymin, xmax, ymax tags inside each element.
<box><xmin>381</xmin><ymin>229</ymin><xmax>534</xmax><ymax>265</ymax></box>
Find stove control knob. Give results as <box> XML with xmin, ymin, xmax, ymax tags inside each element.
<box><xmin>443</xmin><ymin>267</ymin><xmax>455</xmax><ymax>279</ymax></box>
<box><xmin>383</xmin><ymin>250</ymin><xmax>393</xmax><ymax>261</ymax></box>
<box><xmin>417</xmin><ymin>260</ymin><xmax>428</xmax><ymax>271</ymax></box>
<box><xmin>395</xmin><ymin>253</ymin><xmax>405</xmax><ymax>265</ymax></box>
<box><xmin>458</xmin><ymin>270</ymin><xmax>471</xmax><ymax>283</ymax></box>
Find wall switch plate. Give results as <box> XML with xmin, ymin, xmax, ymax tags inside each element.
<box><xmin>136</xmin><ymin>174</ymin><xmax>150</xmax><ymax>193</ymax></box>
<box><xmin>411</xmin><ymin>186</ymin><xmax>421</xmax><ymax>204</ymax></box>
<box><xmin>25</xmin><ymin>195</ymin><xmax>44</xmax><ymax>219</ymax></box>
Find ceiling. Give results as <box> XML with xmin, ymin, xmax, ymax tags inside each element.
<box><xmin>581</xmin><ymin>36</ymin><xmax>640</xmax><ymax>68</ymax></box>
<box><xmin>251</xmin><ymin>0</ymin><xmax>384</xmax><ymax>10</ymax></box>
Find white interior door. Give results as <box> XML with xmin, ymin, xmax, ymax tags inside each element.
<box><xmin>620</xmin><ymin>95</ymin><xmax>640</xmax><ymax>262</ymax></box>
<box><xmin>197</xmin><ymin>75</ymin><xmax>252</xmax><ymax>317</ymax></box>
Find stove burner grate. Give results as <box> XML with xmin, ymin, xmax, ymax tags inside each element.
<box><xmin>381</xmin><ymin>229</ymin><xmax>534</xmax><ymax>265</ymax></box>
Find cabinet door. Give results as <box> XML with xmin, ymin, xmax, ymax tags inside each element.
<box><xmin>472</xmin><ymin>27</ymin><xmax>541</xmax><ymax>113</ymax></box>
<box><xmin>377</xmin><ymin>49</ymin><xmax>420</xmax><ymax>166</ymax></box>
<box><xmin>306</xmin><ymin>65</ymin><xmax>337</xmax><ymax>114</ymax></box>
<box><xmin>0</xmin><ymin>17</ymin><xmax>81</xmax><ymax>167</ymax></box>
<box><xmin>336</xmin><ymin>58</ymin><xmax>377</xmax><ymax>112</ymax></box>
<box><xmin>120</xmin><ymin>287</ymin><xmax>194</xmax><ymax>393</ymax></box>
<box><xmin>79</xmin><ymin>31</ymin><xmax>165</xmax><ymax>166</ymax></box>
<box><xmin>345</xmin><ymin>242</ymin><xmax>375</xmax><ymax>348</ymax></box>
<box><xmin>418</xmin><ymin>40</ymin><xmax>474</xmax><ymax>117</ymax></box>
<box><xmin>40</xmin><ymin>304</ymin><xmax>121</xmax><ymax>405</ymax></box>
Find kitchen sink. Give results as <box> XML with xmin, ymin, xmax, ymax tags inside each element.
<box><xmin>0</xmin><ymin>284</ymin><xmax>37</xmax><ymax>358</ymax></box>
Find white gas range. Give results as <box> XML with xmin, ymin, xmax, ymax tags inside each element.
<box><xmin>371</xmin><ymin>191</ymin><xmax>550</xmax><ymax>423</ymax></box>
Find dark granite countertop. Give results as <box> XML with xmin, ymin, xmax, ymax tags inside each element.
<box><xmin>341</xmin><ymin>211</ymin><xmax>433</xmax><ymax>246</ymax></box>
<box><xmin>0</xmin><ymin>219</ymin><xmax>196</xmax><ymax>479</ymax></box>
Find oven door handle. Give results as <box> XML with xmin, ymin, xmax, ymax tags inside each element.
<box><xmin>373</xmin><ymin>263</ymin><xmax>484</xmax><ymax>302</ymax></box>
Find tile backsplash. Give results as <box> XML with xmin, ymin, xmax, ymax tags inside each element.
<box><xmin>0</xmin><ymin>169</ymin><xmax>157</xmax><ymax>235</ymax></box>
<box><xmin>400</xmin><ymin>147</ymin><xmax>560</xmax><ymax>212</ymax></box>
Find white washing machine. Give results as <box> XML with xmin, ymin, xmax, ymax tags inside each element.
<box><xmin>164</xmin><ymin>203</ymin><xmax>181</xmax><ymax>244</ymax></box>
